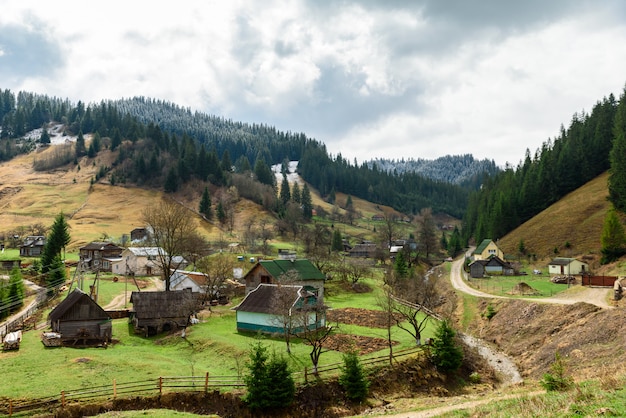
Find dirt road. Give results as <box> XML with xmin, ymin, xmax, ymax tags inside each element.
<box><xmin>449</xmin><ymin>250</ymin><xmax>612</xmax><ymax>309</ymax></box>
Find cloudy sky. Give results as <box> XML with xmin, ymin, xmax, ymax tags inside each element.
<box><xmin>2</xmin><ymin>1</ymin><xmax>626</xmax><ymax>166</ymax></box>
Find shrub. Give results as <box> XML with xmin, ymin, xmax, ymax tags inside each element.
<box><xmin>540</xmin><ymin>351</ymin><xmax>573</xmax><ymax>391</ymax></box>
<box><xmin>339</xmin><ymin>350</ymin><xmax>369</xmax><ymax>402</ymax></box>
<box><xmin>430</xmin><ymin>320</ymin><xmax>463</xmax><ymax>373</ymax></box>
<box><xmin>243</xmin><ymin>342</ymin><xmax>295</xmax><ymax>410</ymax></box>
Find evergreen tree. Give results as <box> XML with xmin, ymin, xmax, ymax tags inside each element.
<box><xmin>291</xmin><ymin>182</ymin><xmax>301</xmax><ymax>204</ymax></box>
<box><xmin>430</xmin><ymin>320</ymin><xmax>463</xmax><ymax>373</ymax></box>
<box><xmin>244</xmin><ymin>342</ymin><xmax>295</xmax><ymax>410</ymax></box>
<box><xmin>91</xmin><ymin>131</ymin><xmax>102</xmax><ymax>153</ymax></box>
<box><xmin>301</xmin><ymin>184</ymin><xmax>313</xmax><ymax>220</ymax></box>
<box><xmin>339</xmin><ymin>350</ymin><xmax>369</xmax><ymax>402</ymax></box>
<box><xmin>7</xmin><ymin>266</ymin><xmax>25</xmax><ymax>314</ymax></box>
<box><xmin>394</xmin><ymin>251</ymin><xmax>408</xmax><ymax>278</ymax></box>
<box><xmin>39</xmin><ymin>126</ymin><xmax>50</xmax><ymax>144</ymax></box>
<box><xmin>111</xmin><ymin>128</ymin><xmax>122</xmax><ymax>150</ymax></box>
<box><xmin>87</xmin><ymin>143</ymin><xmax>96</xmax><ymax>158</ymax></box>
<box><xmin>221</xmin><ymin>149</ymin><xmax>232</xmax><ymax>172</ymax></box>
<box><xmin>217</xmin><ymin>201</ymin><xmax>226</xmax><ymax>225</ymax></box>
<box><xmin>609</xmin><ymin>87</ymin><xmax>626</xmax><ymax>212</ymax></box>
<box><xmin>279</xmin><ymin>175</ymin><xmax>291</xmax><ymax>205</ymax></box>
<box><xmin>440</xmin><ymin>232</ymin><xmax>448</xmax><ymax>251</ymax></box>
<box><xmin>600</xmin><ymin>208</ymin><xmax>626</xmax><ymax>264</ymax></box>
<box><xmin>164</xmin><ymin>167</ymin><xmax>179</xmax><ymax>193</ymax></box>
<box><xmin>75</xmin><ymin>130</ymin><xmax>86</xmax><ymax>157</ymax></box>
<box><xmin>254</xmin><ymin>158</ymin><xmax>275</xmax><ymax>187</ymax></box>
<box><xmin>447</xmin><ymin>226</ymin><xmax>462</xmax><ymax>258</ymax></box>
<box><xmin>199</xmin><ymin>186</ymin><xmax>212</xmax><ymax>219</ymax></box>
<box><xmin>41</xmin><ymin>212</ymin><xmax>71</xmax><ymax>275</ymax></box>
<box><xmin>331</xmin><ymin>229</ymin><xmax>343</xmax><ymax>252</ymax></box>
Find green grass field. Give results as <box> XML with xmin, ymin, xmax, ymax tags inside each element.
<box><xmin>0</xmin><ymin>273</ymin><xmax>436</xmax><ymax>400</ymax></box>
<box><xmin>466</xmin><ymin>275</ymin><xmax>571</xmax><ymax>298</ymax></box>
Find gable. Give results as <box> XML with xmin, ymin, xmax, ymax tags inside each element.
<box><xmin>48</xmin><ymin>288</ymin><xmax>110</xmax><ymax>322</ymax></box>
<box><xmin>258</xmin><ymin>259</ymin><xmax>325</xmax><ymax>281</ymax></box>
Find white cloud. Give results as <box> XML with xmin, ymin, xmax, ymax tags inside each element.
<box><xmin>2</xmin><ymin>1</ymin><xmax>626</xmax><ymax>167</ymax></box>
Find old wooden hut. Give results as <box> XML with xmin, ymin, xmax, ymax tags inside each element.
<box><xmin>129</xmin><ymin>289</ymin><xmax>197</xmax><ymax>336</ymax></box>
<box><xmin>47</xmin><ymin>288</ymin><xmax>112</xmax><ymax>346</ymax></box>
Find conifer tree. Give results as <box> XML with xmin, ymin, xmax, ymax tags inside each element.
<box><xmin>332</xmin><ymin>229</ymin><xmax>343</xmax><ymax>252</ymax></box>
<box><xmin>199</xmin><ymin>186</ymin><xmax>212</xmax><ymax>219</ymax></box>
<box><xmin>280</xmin><ymin>175</ymin><xmax>291</xmax><ymax>205</ymax></box>
<box><xmin>339</xmin><ymin>350</ymin><xmax>369</xmax><ymax>402</ymax></box>
<box><xmin>609</xmin><ymin>87</ymin><xmax>626</xmax><ymax>213</ymax></box>
<box><xmin>39</xmin><ymin>126</ymin><xmax>50</xmax><ymax>144</ymax></box>
<box><xmin>75</xmin><ymin>130</ymin><xmax>86</xmax><ymax>157</ymax></box>
<box><xmin>7</xmin><ymin>266</ymin><xmax>25</xmax><ymax>314</ymax></box>
<box><xmin>41</xmin><ymin>213</ymin><xmax>71</xmax><ymax>289</ymax></box>
<box><xmin>292</xmin><ymin>182</ymin><xmax>301</xmax><ymax>204</ymax></box>
<box><xmin>601</xmin><ymin>208</ymin><xmax>626</xmax><ymax>264</ymax></box>
<box><xmin>301</xmin><ymin>184</ymin><xmax>313</xmax><ymax>220</ymax></box>
<box><xmin>430</xmin><ymin>320</ymin><xmax>463</xmax><ymax>373</ymax></box>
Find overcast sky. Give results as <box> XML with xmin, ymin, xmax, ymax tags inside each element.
<box><xmin>2</xmin><ymin>1</ymin><xmax>626</xmax><ymax>167</ymax></box>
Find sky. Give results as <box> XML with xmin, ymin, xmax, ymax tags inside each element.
<box><xmin>1</xmin><ymin>1</ymin><xmax>626</xmax><ymax>167</ymax></box>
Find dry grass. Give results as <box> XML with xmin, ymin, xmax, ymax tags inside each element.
<box><xmin>498</xmin><ymin>172</ymin><xmax>615</xmax><ymax>270</ymax></box>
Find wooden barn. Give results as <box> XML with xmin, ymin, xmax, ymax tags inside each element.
<box><xmin>129</xmin><ymin>289</ymin><xmax>198</xmax><ymax>336</ymax></box>
<box><xmin>47</xmin><ymin>288</ymin><xmax>112</xmax><ymax>346</ymax></box>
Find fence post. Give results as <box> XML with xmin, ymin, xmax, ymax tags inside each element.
<box><xmin>158</xmin><ymin>377</ymin><xmax>163</xmax><ymax>396</ymax></box>
<box><xmin>61</xmin><ymin>390</ymin><xmax>66</xmax><ymax>408</ymax></box>
<box><xmin>204</xmin><ymin>372</ymin><xmax>209</xmax><ymax>393</ymax></box>
<box><xmin>113</xmin><ymin>379</ymin><xmax>117</xmax><ymax>399</ymax></box>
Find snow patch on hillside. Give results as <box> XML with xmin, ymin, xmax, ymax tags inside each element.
<box><xmin>272</xmin><ymin>161</ymin><xmax>302</xmax><ymax>185</ymax></box>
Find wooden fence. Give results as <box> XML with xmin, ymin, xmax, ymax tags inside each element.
<box><xmin>581</xmin><ymin>275</ymin><xmax>618</xmax><ymax>287</ymax></box>
<box><xmin>0</xmin><ymin>346</ymin><xmax>423</xmax><ymax>416</ymax></box>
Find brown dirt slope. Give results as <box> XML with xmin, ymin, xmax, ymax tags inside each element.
<box><xmin>472</xmin><ymin>298</ymin><xmax>626</xmax><ymax>380</ymax></box>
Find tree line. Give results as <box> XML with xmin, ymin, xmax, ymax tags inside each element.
<box><xmin>0</xmin><ymin>88</ymin><xmax>471</xmax><ymax>220</ymax></box>
<box><xmin>463</xmin><ymin>90</ymin><xmax>622</xmax><ymax>244</ymax></box>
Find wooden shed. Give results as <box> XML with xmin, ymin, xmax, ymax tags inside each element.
<box><xmin>129</xmin><ymin>289</ymin><xmax>198</xmax><ymax>336</ymax></box>
<box><xmin>47</xmin><ymin>288</ymin><xmax>112</xmax><ymax>346</ymax></box>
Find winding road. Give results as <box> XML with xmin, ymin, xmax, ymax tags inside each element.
<box><xmin>450</xmin><ymin>249</ymin><xmax>613</xmax><ymax>309</ymax></box>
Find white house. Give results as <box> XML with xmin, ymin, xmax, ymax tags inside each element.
<box><xmin>548</xmin><ymin>257</ymin><xmax>588</xmax><ymax>276</ymax></box>
<box><xmin>112</xmin><ymin>247</ymin><xmax>165</xmax><ymax>276</ymax></box>
<box><xmin>169</xmin><ymin>270</ymin><xmax>208</xmax><ymax>293</ymax></box>
<box><xmin>233</xmin><ymin>283</ymin><xmax>325</xmax><ymax>334</ymax></box>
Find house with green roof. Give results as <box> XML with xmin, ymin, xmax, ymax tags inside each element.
<box><xmin>472</xmin><ymin>239</ymin><xmax>504</xmax><ymax>261</ymax></box>
<box><xmin>242</xmin><ymin>259</ymin><xmax>327</xmax><ymax>301</ymax></box>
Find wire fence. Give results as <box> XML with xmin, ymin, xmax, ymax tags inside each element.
<box><xmin>0</xmin><ymin>346</ymin><xmax>424</xmax><ymax>416</ymax></box>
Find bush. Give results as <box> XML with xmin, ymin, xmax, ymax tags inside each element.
<box><xmin>243</xmin><ymin>342</ymin><xmax>295</xmax><ymax>410</ymax></box>
<box><xmin>430</xmin><ymin>320</ymin><xmax>463</xmax><ymax>373</ymax></box>
<box><xmin>540</xmin><ymin>351</ymin><xmax>573</xmax><ymax>391</ymax></box>
<box><xmin>339</xmin><ymin>350</ymin><xmax>369</xmax><ymax>402</ymax></box>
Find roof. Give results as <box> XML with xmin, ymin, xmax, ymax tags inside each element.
<box><xmin>473</xmin><ymin>239</ymin><xmax>494</xmax><ymax>254</ymax></box>
<box><xmin>549</xmin><ymin>257</ymin><xmax>585</xmax><ymax>266</ymax></box>
<box><xmin>125</xmin><ymin>247</ymin><xmax>166</xmax><ymax>257</ymax></box>
<box><xmin>21</xmin><ymin>236</ymin><xmax>45</xmax><ymax>247</ymax></box>
<box><xmin>170</xmin><ymin>270</ymin><xmax>209</xmax><ymax>288</ymax></box>
<box><xmin>258</xmin><ymin>259</ymin><xmax>326</xmax><ymax>281</ymax></box>
<box><xmin>80</xmin><ymin>242</ymin><xmax>123</xmax><ymax>251</ymax></box>
<box><xmin>130</xmin><ymin>289</ymin><xmax>196</xmax><ymax>318</ymax></box>
<box><xmin>233</xmin><ymin>284</ymin><xmax>308</xmax><ymax>314</ymax></box>
<box><xmin>48</xmin><ymin>288</ymin><xmax>110</xmax><ymax>322</ymax></box>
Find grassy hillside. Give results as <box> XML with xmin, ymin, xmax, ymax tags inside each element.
<box><xmin>497</xmin><ymin>171</ymin><xmax>626</xmax><ymax>274</ymax></box>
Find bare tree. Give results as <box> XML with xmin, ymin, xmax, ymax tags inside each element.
<box><xmin>291</xmin><ymin>299</ymin><xmax>335</xmax><ymax>375</ymax></box>
<box><xmin>337</xmin><ymin>257</ymin><xmax>371</xmax><ymax>287</ymax></box>
<box><xmin>377</xmin><ymin>212</ymin><xmax>400</xmax><ymax>256</ymax></box>
<box><xmin>416</xmin><ymin>207</ymin><xmax>438</xmax><ymax>263</ymax></box>
<box><xmin>196</xmin><ymin>253</ymin><xmax>236</xmax><ymax>302</ymax></box>
<box><xmin>387</xmin><ymin>269</ymin><xmax>439</xmax><ymax>346</ymax></box>
<box><xmin>143</xmin><ymin>198</ymin><xmax>197</xmax><ymax>290</ymax></box>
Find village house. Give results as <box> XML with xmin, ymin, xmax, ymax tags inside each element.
<box><xmin>472</xmin><ymin>239</ymin><xmax>504</xmax><ymax>261</ymax></box>
<box><xmin>242</xmin><ymin>259</ymin><xmax>326</xmax><ymax>301</ymax></box>
<box><xmin>47</xmin><ymin>288</ymin><xmax>112</xmax><ymax>346</ymax></box>
<box><xmin>19</xmin><ymin>235</ymin><xmax>45</xmax><ymax>257</ymax></box>
<box><xmin>233</xmin><ymin>283</ymin><xmax>324</xmax><ymax>334</ymax></box>
<box><xmin>548</xmin><ymin>257</ymin><xmax>589</xmax><ymax>276</ymax></box>
<box><xmin>79</xmin><ymin>242</ymin><xmax>124</xmax><ymax>272</ymax></box>
<box><xmin>469</xmin><ymin>256</ymin><xmax>514</xmax><ymax>278</ymax></box>
<box><xmin>348</xmin><ymin>243</ymin><xmax>378</xmax><ymax>258</ymax></box>
<box><xmin>129</xmin><ymin>289</ymin><xmax>198</xmax><ymax>336</ymax></box>
<box><xmin>111</xmin><ymin>247</ymin><xmax>187</xmax><ymax>276</ymax></box>
<box><xmin>130</xmin><ymin>227</ymin><xmax>149</xmax><ymax>242</ymax></box>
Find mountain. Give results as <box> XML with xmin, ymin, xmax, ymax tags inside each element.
<box><xmin>366</xmin><ymin>154</ymin><xmax>500</xmax><ymax>188</ymax></box>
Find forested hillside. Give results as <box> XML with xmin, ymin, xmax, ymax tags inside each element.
<box><xmin>367</xmin><ymin>155</ymin><xmax>500</xmax><ymax>189</ymax></box>
<box><xmin>0</xmin><ymin>90</ymin><xmax>471</xmax><ymax>218</ymax></box>
<box><xmin>463</xmin><ymin>90</ymin><xmax>623</xmax><ymax>243</ymax></box>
